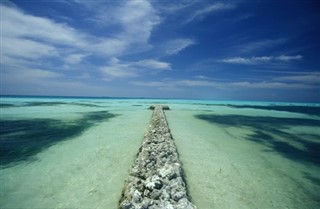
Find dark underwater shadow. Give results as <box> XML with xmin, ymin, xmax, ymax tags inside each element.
<box><xmin>197</xmin><ymin>104</ymin><xmax>320</xmax><ymax>116</ymax></box>
<box><xmin>195</xmin><ymin>114</ymin><xmax>320</xmax><ymax>166</ymax></box>
<box><xmin>0</xmin><ymin>101</ymin><xmax>108</xmax><ymax>108</ymax></box>
<box><xmin>0</xmin><ymin>103</ymin><xmax>16</xmax><ymax>108</ymax></box>
<box><xmin>304</xmin><ymin>172</ymin><xmax>320</xmax><ymax>186</ymax></box>
<box><xmin>0</xmin><ymin>111</ymin><xmax>118</xmax><ymax>167</ymax></box>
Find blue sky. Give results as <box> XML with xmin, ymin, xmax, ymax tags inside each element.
<box><xmin>1</xmin><ymin>0</ymin><xmax>319</xmax><ymax>102</ymax></box>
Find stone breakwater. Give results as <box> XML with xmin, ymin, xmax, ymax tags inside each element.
<box><xmin>119</xmin><ymin>106</ymin><xmax>196</xmax><ymax>209</ymax></box>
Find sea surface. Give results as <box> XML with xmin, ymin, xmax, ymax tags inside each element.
<box><xmin>0</xmin><ymin>96</ymin><xmax>319</xmax><ymax>209</ymax></box>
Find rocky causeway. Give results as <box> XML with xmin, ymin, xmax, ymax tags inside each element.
<box><xmin>119</xmin><ymin>105</ymin><xmax>196</xmax><ymax>209</ymax></box>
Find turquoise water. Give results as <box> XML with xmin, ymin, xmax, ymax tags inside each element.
<box><xmin>1</xmin><ymin>96</ymin><xmax>319</xmax><ymax>208</ymax></box>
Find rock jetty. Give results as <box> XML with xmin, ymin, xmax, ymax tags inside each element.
<box><xmin>119</xmin><ymin>105</ymin><xmax>196</xmax><ymax>209</ymax></box>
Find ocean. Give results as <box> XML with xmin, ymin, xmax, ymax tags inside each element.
<box><xmin>0</xmin><ymin>96</ymin><xmax>319</xmax><ymax>209</ymax></box>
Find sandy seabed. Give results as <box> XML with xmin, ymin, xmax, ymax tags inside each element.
<box><xmin>166</xmin><ymin>107</ymin><xmax>320</xmax><ymax>209</ymax></box>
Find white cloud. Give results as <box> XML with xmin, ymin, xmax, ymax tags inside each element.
<box><xmin>2</xmin><ymin>37</ymin><xmax>58</xmax><ymax>60</ymax></box>
<box><xmin>117</xmin><ymin>1</ymin><xmax>160</xmax><ymax>42</ymax></box>
<box><xmin>1</xmin><ymin>4</ymin><xmax>87</xmax><ymax>68</ymax></box>
<box><xmin>276</xmin><ymin>55</ymin><xmax>302</xmax><ymax>61</ymax></box>
<box><xmin>223</xmin><ymin>56</ymin><xmax>274</xmax><ymax>64</ymax></box>
<box><xmin>131</xmin><ymin>81</ymin><xmax>172</xmax><ymax>87</ymax></box>
<box><xmin>100</xmin><ymin>66</ymin><xmax>137</xmax><ymax>79</ymax></box>
<box><xmin>174</xmin><ymin>79</ymin><xmax>214</xmax><ymax>87</ymax></box>
<box><xmin>163</xmin><ymin>38</ymin><xmax>196</xmax><ymax>55</ymax></box>
<box><xmin>100</xmin><ymin>58</ymin><xmax>136</xmax><ymax>79</ymax></box>
<box><xmin>91</xmin><ymin>38</ymin><xmax>128</xmax><ymax>57</ymax></box>
<box><xmin>135</xmin><ymin>59</ymin><xmax>171</xmax><ymax>70</ymax></box>
<box><xmin>1</xmin><ymin>2</ymin><xmax>161</xmax><ymax>67</ymax></box>
<box><xmin>157</xmin><ymin>1</ymin><xmax>195</xmax><ymax>13</ymax></box>
<box><xmin>64</xmin><ymin>53</ymin><xmax>89</xmax><ymax>65</ymax></box>
<box><xmin>1</xmin><ymin>5</ymin><xmax>84</xmax><ymax>46</ymax></box>
<box><xmin>221</xmin><ymin>57</ymin><xmax>259</xmax><ymax>64</ymax></box>
<box><xmin>2</xmin><ymin>68</ymin><xmax>62</xmax><ymax>84</ymax></box>
<box><xmin>1</xmin><ymin>67</ymin><xmax>109</xmax><ymax>97</ymax></box>
<box><xmin>194</xmin><ymin>75</ymin><xmax>214</xmax><ymax>80</ymax></box>
<box><xmin>236</xmin><ymin>38</ymin><xmax>287</xmax><ymax>53</ymax></box>
<box><xmin>273</xmin><ymin>72</ymin><xmax>320</xmax><ymax>84</ymax></box>
<box><xmin>100</xmin><ymin>58</ymin><xmax>171</xmax><ymax>79</ymax></box>
<box><xmin>221</xmin><ymin>55</ymin><xmax>303</xmax><ymax>64</ymax></box>
<box><xmin>21</xmin><ymin>69</ymin><xmax>62</xmax><ymax>79</ymax></box>
<box><xmin>132</xmin><ymin>77</ymin><xmax>315</xmax><ymax>90</ymax></box>
<box><xmin>1</xmin><ymin>1</ymin><xmax>165</xmax><ymax>90</ymax></box>
<box><xmin>227</xmin><ymin>81</ymin><xmax>308</xmax><ymax>89</ymax></box>
<box><xmin>76</xmin><ymin>0</ymin><xmax>160</xmax><ymax>49</ymax></box>
<box><xmin>185</xmin><ymin>3</ymin><xmax>236</xmax><ymax>24</ymax></box>
<box><xmin>231</xmin><ymin>14</ymin><xmax>254</xmax><ymax>23</ymax></box>
<box><xmin>68</xmin><ymin>0</ymin><xmax>101</xmax><ymax>9</ymax></box>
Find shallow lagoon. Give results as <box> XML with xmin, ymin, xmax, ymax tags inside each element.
<box><xmin>1</xmin><ymin>97</ymin><xmax>319</xmax><ymax>208</ymax></box>
<box><xmin>166</xmin><ymin>104</ymin><xmax>320</xmax><ymax>209</ymax></box>
<box><xmin>1</xmin><ymin>97</ymin><xmax>152</xmax><ymax>209</ymax></box>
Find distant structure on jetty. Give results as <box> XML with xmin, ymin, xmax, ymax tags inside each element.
<box><xmin>119</xmin><ymin>105</ymin><xmax>196</xmax><ymax>209</ymax></box>
<box><xmin>149</xmin><ymin>105</ymin><xmax>170</xmax><ymax>110</ymax></box>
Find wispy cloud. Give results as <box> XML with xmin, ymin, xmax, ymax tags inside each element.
<box><xmin>135</xmin><ymin>59</ymin><xmax>171</xmax><ymax>70</ymax></box>
<box><xmin>76</xmin><ymin>0</ymin><xmax>160</xmax><ymax>48</ymax></box>
<box><xmin>1</xmin><ymin>2</ymin><xmax>166</xmax><ymax>85</ymax></box>
<box><xmin>221</xmin><ymin>56</ymin><xmax>271</xmax><ymax>64</ymax></box>
<box><xmin>100</xmin><ymin>58</ymin><xmax>171</xmax><ymax>80</ymax></box>
<box><xmin>276</xmin><ymin>55</ymin><xmax>303</xmax><ymax>61</ymax></box>
<box><xmin>113</xmin><ymin>1</ymin><xmax>161</xmax><ymax>45</ymax></box>
<box><xmin>2</xmin><ymin>0</ymin><xmax>317</xmax><ymax>101</ymax></box>
<box><xmin>230</xmin><ymin>13</ymin><xmax>254</xmax><ymax>23</ymax></box>
<box><xmin>157</xmin><ymin>1</ymin><xmax>195</xmax><ymax>13</ymax></box>
<box><xmin>1</xmin><ymin>4</ymin><xmax>82</xmax><ymax>66</ymax></box>
<box><xmin>1</xmin><ymin>1</ymin><xmax>173</xmax><ymax>97</ymax></box>
<box><xmin>194</xmin><ymin>75</ymin><xmax>214</xmax><ymax>80</ymax></box>
<box><xmin>2</xmin><ymin>4</ymin><xmax>84</xmax><ymax>46</ymax></box>
<box><xmin>2</xmin><ymin>68</ymin><xmax>62</xmax><ymax>85</ymax></box>
<box><xmin>1</xmin><ymin>67</ymin><xmax>108</xmax><ymax>97</ymax></box>
<box><xmin>221</xmin><ymin>55</ymin><xmax>302</xmax><ymax>64</ymax></box>
<box><xmin>163</xmin><ymin>38</ymin><xmax>196</xmax><ymax>55</ymax></box>
<box><xmin>185</xmin><ymin>3</ymin><xmax>236</xmax><ymax>24</ymax></box>
<box><xmin>2</xmin><ymin>37</ymin><xmax>58</xmax><ymax>60</ymax></box>
<box><xmin>236</xmin><ymin>38</ymin><xmax>288</xmax><ymax>54</ymax></box>
<box><xmin>132</xmin><ymin>78</ymin><xmax>315</xmax><ymax>90</ymax></box>
<box><xmin>273</xmin><ymin>72</ymin><xmax>320</xmax><ymax>84</ymax></box>
<box><xmin>131</xmin><ymin>81</ymin><xmax>175</xmax><ymax>87</ymax></box>
<box><xmin>64</xmin><ymin>53</ymin><xmax>89</xmax><ymax>65</ymax></box>
<box><xmin>132</xmin><ymin>71</ymin><xmax>319</xmax><ymax>90</ymax></box>
<box><xmin>100</xmin><ymin>66</ymin><xmax>137</xmax><ymax>79</ymax></box>
<box><xmin>184</xmin><ymin>59</ymin><xmax>221</xmax><ymax>72</ymax></box>
<box><xmin>1</xmin><ymin>1</ymin><xmax>161</xmax><ymax>65</ymax></box>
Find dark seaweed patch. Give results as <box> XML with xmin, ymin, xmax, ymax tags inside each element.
<box><xmin>82</xmin><ymin>110</ymin><xmax>113</xmax><ymax>122</ymax></box>
<box><xmin>232</xmin><ymin>105</ymin><xmax>320</xmax><ymax>116</ymax></box>
<box><xmin>196</xmin><ymin>114</ymin><xmax>320</xmax><ymax>128</ymax></box>
<box><xmin>72</xmin><ymin>103</ymin><xmax>104</xmax><ymax>107</ymax></box>
<box><xmin>0</xmin><ymin>103</ymin><xmax>16</xmax><ymax>108</ymax></box>
<box><xmin>200</xmin><ymin>104</ymin><xmax>320</xmax><ymax>116</ymax></box>
<box><xmin>304</xmin><ymin>172</ymin><xmax>320</xmax><ymax>186</ymax></box>
<box><xmin>0</xmin><ymin>111</ymin><xmax>118</xmax><ymax>167</ymax></box>
<box><xmin>195</xmin><ymin>114</ymin><xmax>320</xmax><ymax>165</ymax></box>
<box><xmin>24</xmin><ymin>102</ymin><xmax>68</xmax><ymax>106</ymax></box>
